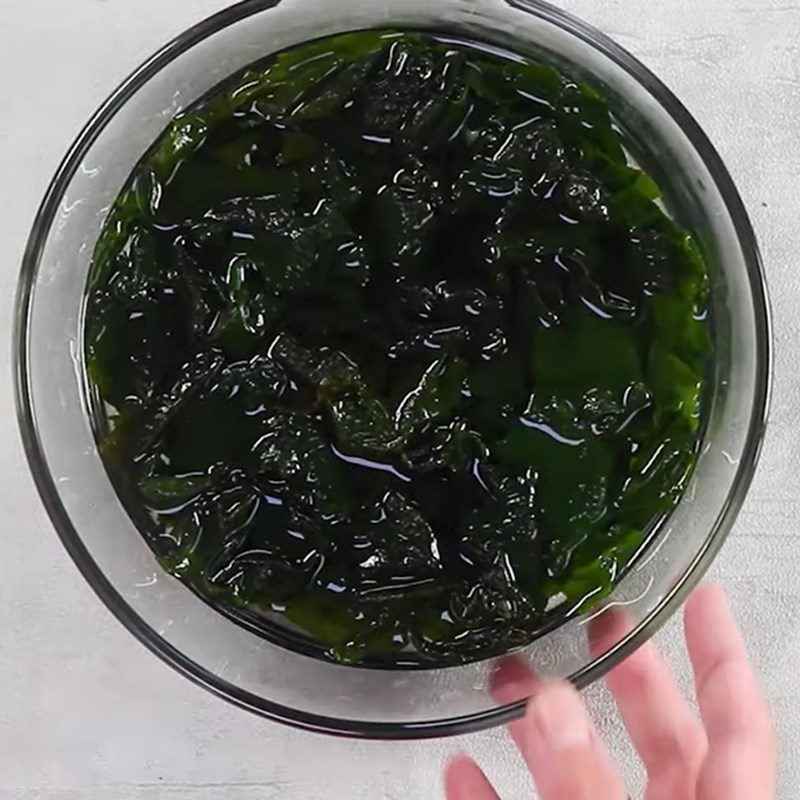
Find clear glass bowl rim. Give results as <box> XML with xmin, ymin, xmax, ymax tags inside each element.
<box><xmin>13</xmin><ymin>0</ymin><xmax>772</xmax><ymax>739</ymax></box>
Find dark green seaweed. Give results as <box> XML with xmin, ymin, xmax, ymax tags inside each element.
<box><xmin>85</xmin><ymin>31</ymin><xmax>711</xmax><ymax>666</ymax></box>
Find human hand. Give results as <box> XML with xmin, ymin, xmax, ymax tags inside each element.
<box><xmin>445</xmin><ymin>585</ymin><xmax>776</xmax><ymax>799</ymax></box>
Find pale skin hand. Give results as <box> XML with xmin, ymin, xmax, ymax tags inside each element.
<box><xmin>445</xmin><ymin>585</ymin><xmax>776</xmax><ymax>800</ymax></box>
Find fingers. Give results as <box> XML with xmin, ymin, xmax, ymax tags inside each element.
<box><xmin>684</xmin><ymin>585</ymin><xmax>776</xmax><ymax>800</ymax></box>
<box><xmin>517</xmin><ymin>682</ymin><xmax>627</xmax><ymax>800</ymax></box>
<box><xmin>444</xmin><ymin>756</ymin><xmax>501</xmax><ymax>800</ymax></box>
<box><xmin>591</xmin><ymin>608</ymin><xmax>707</xmax><ymax>800</ymax></box>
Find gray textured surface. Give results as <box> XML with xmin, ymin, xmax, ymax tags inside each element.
<box><xmin>0</xmin><ymin>1</ymin><xmax>797</xmax><ymax>797</ymax></box>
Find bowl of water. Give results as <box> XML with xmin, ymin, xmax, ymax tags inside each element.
<box><xmin>15</xmin><ymin>0</ymin><xmax>770</xmax><ymax>738</ymax></box>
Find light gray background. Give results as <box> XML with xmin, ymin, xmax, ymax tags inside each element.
<box><xmin>1</xmin><ymin>1</ymin><xmax>797</xmax><ymax>797</ymax></box>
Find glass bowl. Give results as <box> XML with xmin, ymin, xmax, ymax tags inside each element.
<box><xmin>14</xmin><ymin>0</ymin><xmax>771</xmax><ymax>739</ymax></box>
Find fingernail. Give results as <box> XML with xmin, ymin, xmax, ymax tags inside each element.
<box><xmin>529</xmin><ymin>684</ymin><xmax>592</xmax><ymax>752</ymax></box>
